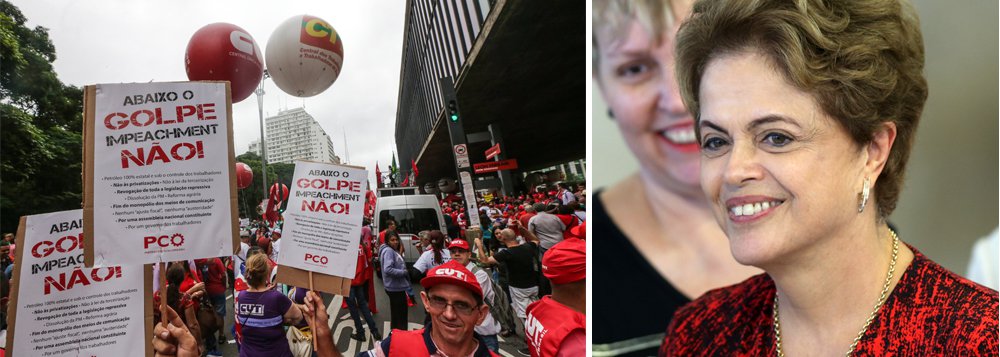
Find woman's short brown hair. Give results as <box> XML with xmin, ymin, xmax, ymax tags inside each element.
<box><xmin>676</xmin><ymin>0</ymin><xmax>928</xmax><ymax>217</ymax></box>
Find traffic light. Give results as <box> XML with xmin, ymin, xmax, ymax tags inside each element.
<box><xmin>448</xmin><ymin>100</ymin><xmax>459</xmax><ymax>122</ymax></box>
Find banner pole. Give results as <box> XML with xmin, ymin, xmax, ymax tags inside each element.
<box><xmin>309</xmin><ymin>271</ymin><xmax>317</xmax><ymax>351</ymax></box>
<box><xmin>159</xmin><ymin>260</ymin><xmax>168</xmax><ymax>327</ymax></box>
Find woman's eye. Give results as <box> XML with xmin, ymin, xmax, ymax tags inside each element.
<box><xmin>762</xmin><ymin>132</ymin><xmax>793</xmax><ymax>147</ymax></box>
<box><xmin>702</xmin><ymin>137</ymin><xmax>728</xmax><ymax>151</ymax></box>
<box><xmin>616</xmin><ymin>63</ymin><xmax>649</xmax><ymax>79</ymax></box>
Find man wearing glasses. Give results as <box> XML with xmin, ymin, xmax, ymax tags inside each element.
<box><xmin>448</xmin><ymin>239</ymin><xmax>502</xmax><ymax>353</ymax></box>
<box><xmin>154</xmin><ymin>259</ymin><xmax>500</xmax><ymax>357</ymax></box>
<box><xmin>351</xmin><ymin>260</ymin><xmax>499</xmax><ymax>357</ymax></box>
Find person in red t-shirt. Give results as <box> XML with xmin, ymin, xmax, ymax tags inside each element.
<box><xmin>378</xmin><ymin>219</ymin><xmax>396</xmax><ymax>245</ymax></box>
<box><xmin>525</xmin><ymin>238</ymin><xmax>585</xmax><ymax>357</ymax></box>
<box><xmin>519</xmin><ymin>203</ymin><xmax>537</xmax><ymax>228</ymax></box>
<box><xmin>378</xmin><ymin>219</ymin><xmax>404</xmax><ymax>254</ymax></box>
<box><xmin>345</xmin><ymin>239</ymin><xmax>382</xmax><ymax>342</ymax></box>
<box><xmin>198</xmin><ymin>257</ymin><xmax>227</xmax><ymax>353</ymax></box>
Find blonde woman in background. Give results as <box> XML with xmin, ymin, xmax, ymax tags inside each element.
<box><xmin>592</xmin><ymin>1</ymin><xmax>758</xmax><ymax>355</ymax></box>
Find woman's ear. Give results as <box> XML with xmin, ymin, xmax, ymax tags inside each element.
<box><xmin>866</xmin><ymin>121</ymin><xmax>897</xmax><ymax>178</ymax></box>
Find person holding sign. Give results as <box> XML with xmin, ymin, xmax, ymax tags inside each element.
<box><xmin>153</xmin><ymin>305</ymin><xmax>202</xmax><ymax>357</ymax></box>
<box><xmin>300</xmin><ymin>261</ymin><xmax>499</xmax><ymax>357</ymax></box>
<box><xmin>235</xmin><ymin>253</ymin><xmax>306</xmax><ymax>357</ymax></box>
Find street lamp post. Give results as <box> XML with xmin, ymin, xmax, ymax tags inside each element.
<box><xmin>256</xmin><ymin>70</ymin><xmax>271</xmax><ymax>199</ymax></box>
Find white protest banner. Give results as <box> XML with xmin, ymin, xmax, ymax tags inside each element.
<box><xmin>83</xmin><ymin>81</ymin><xmax>239</xmax><ymax>266</ymax></box>
<box><xmin>278</xmin><ymin>161</ymin><xmax>368</xmax><ymax>280</ymax></box>
<box><xmin>6</xmin><ymin>209</ymin><xmax>150</xmax><ymax>356</ymax></box>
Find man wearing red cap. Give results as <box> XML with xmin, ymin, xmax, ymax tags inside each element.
<box><xmin>448</xmin><ymin>239</ymin><xmax>502</xmax><ymax>352</ymax></box>
<box><xmin>525</xmin><ymin>238</ymin><xmax>586</xmax><ymax>357</ymax></box>
<box><xmin>360</xmin><ymin>260</ymin><xmax>496</xmax><ymax>357</ymax></box>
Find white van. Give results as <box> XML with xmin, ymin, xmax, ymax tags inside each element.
<box><xmin>374</xmin><ymin>194</ymin><xmax>446</xmax><ymax>265</ymax></box>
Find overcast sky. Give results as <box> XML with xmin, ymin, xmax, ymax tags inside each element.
<box><xmin>14</xmin><ymin>0</ymin><xmax>405</xmax><ymax>184</ymax></box>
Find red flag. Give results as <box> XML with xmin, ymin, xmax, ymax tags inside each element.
<box><xmin>375</xmin><ymin>161</ymin><xmax>383</xmax><ymax>189</ymax></box>
<box><xmin>402</xmin><ymin>174</ymin><xmax>410</xmax><ymax>187</ymax></box>
<box><xmin>411</xmin><ymin>159</ymin><xmax>419</xmax><ymax>178</ymax></box>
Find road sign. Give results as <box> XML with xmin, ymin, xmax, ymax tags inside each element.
<box><xmin>473</xmin><ymin>159</ymin><xmax>519</xmax><ymax>174</ymax></box>
<box><xmin>454</xmin><ymin>144</ymin><xmax>470</xmax><ymax>168</ymax></box>
<box><xmin>485</xmin><ymin>143</ymin><xmax>501</xmax><ymax>160</ymax></box>
<box><xmin>460</xmin><ymin>171</ymin><xmax>480</xmax><ymax>224</ymax></box>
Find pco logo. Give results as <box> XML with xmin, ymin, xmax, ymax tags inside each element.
<box><xmin>144</xmin><ymin>233</ymin><xmax>185</xmax><ymax>249</ymax></box>
<box><xmin>305</xmin><ymin>253</ymin><xmax>328</xmax><ymax>265</ymax></box>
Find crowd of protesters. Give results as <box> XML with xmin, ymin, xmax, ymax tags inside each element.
<box><xmin>147</xmin><ymin>180</ymin><xmax>587</xmax><ymax>357</ymax></box>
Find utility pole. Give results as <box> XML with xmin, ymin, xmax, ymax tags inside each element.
<box><xmin>439</xmin><ymin>77</ymin><xmax>480</xmax><ymax>226</ymax></box>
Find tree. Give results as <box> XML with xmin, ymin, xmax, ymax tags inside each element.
<box><xmin>234</xmin><ymin>151</ymin><xmax>295</xmax><ymax>219</ymax></box>
<box><xmin>1</xmin><ymin>1</ymin><xmax>84</xmax><ymax>233</ymax></box>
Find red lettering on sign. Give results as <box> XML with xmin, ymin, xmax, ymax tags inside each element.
<box><xmin>43</xmin><ymin>266</ymin><xmax>123</xmax><ymax>295</ymax></box>
<box><xmin>121</xmin><ymin>141</ymin><xmax>204</xmax><ymax>168</ymax></box>
<box><xmin>300</xmin><ymin>200</ymin><xmax>350</xmax><ymax>215</ymax></box>
<box><xmin>103</xmin><ymin>104</ymin><xmax>217</xmax><ymax>130</ymax></box>
<box><xmin>296</xmin><ymin>178</ymin><xmax>360</xmax><ymax>192</ymax></box>
<box><xmin>32</xmin><ymin>233</ymin><xmax>85</xmax><ymax>258</ymax></box>
<box><xmin>143</xmin><ymin>233</ymin><xmax>185</xmax><ymax>249</ymax></box>
<box><xmin>305</xmin><ymin>253</ymin><xmax>329</xmax><ymax>265</ymax></box>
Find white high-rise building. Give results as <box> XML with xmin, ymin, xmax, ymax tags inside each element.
<box><xmin>248</xmin><ymin>108</ymin><xmax>340</xmax><ymax>165</ymax></box>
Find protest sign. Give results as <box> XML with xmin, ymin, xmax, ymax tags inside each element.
<box><xmin>6</xmin><ymin>209</ymin><xmax>152</xmax><ymax>356</ymax></box>
<box><xmin>276</xmin><ymin>161</ymin><xmax>367</xmax><ymax>295</ymax></box>
<box><xmin>82</xmin><ymin>81</ymin><xmax>239</xmax><ymax>267</ymax></box>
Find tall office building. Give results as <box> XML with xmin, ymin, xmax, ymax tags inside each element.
<box><xmin>394</xmin><ymin>0</ymin><xmax>583</xmax><ymax>194</ymax></box>
<box><xmin>249</xmin><ymin>108</ymin><xmax>341</xmax><ymax>165</ymax></box>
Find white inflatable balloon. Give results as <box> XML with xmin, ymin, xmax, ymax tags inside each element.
<box><xmin>266</xmin><ymin>15</ymin><xmax>344</xmax><ymax>97</ymax></box>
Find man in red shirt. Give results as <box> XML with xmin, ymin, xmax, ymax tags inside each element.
<box><xmin>198</xmin><ymin>257</ymin><xmax>227</xmax><ymax>355</ymax></box>
<box><xmin>518</xmin><ymin>203</ymin><xmax>537</xmax><ymax>228</ymax></box>
<box><xmin>525</xmin><ymin>238</ymin><xmax>585</xmax><ymax>357</ymax></box>
<box><xmin>378</xmin><ymin>219</ymin><xmax>397</xmax><ymax>246</ymax></box>
<box><xmin>345</xmin><ymin>239</ymin><xmax>381</xmax><ymax>342</ymax></box>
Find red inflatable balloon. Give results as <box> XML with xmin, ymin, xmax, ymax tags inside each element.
<box><xmin>236</xmin><ymin>162</ymin><xmax>253</xmax><ymax>189</ymax></box>
<box><xmin>269</xmin><ymin>182</ymin><xmax>289</xmax><ymax>203</ymax></box>
<box><xmin>185</xmin><ymin>23</ymin><xmax>264</xmax><ymax>102</ymax></box>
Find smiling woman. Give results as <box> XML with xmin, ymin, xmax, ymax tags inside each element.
<box><xmin>591</xmin><ymin>1</ymin><xmax>760</xmax><ymax>356</ymax></box>
<box><xmin>659</xmin><ymin>0</ymin><xmax>999</xmax><ymax>355</ymax></box>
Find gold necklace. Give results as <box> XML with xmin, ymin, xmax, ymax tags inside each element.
<box><xmin>773</xmin><ymin>229</ymin><xmax>899</xmax><ymax>357</ymax></box>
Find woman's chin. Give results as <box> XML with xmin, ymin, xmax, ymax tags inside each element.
<box><xmin>727</xmin><ymin>234</ymin><xmax>780</xmax><ymax>267</ymax></box>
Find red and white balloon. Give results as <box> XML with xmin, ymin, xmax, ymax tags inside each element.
<box><xmin>235</xmin><ymin>162</ymin><xmax>253</xmax><ymax>189</ymax></box>
<box><xmin>266</xmin><ymin>15</ymin><xmax>344</xmax><ymax>97</ymax></box>
<box><xmin>185</xmin><ymin>23</ymin><xmax>264</xmax><ymax>102</ymax></box>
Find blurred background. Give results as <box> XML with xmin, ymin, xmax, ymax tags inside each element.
<box><xmin>592</xmin><ymin>0</ymin><xmax>998</xmax><ymax>274</ymax></box>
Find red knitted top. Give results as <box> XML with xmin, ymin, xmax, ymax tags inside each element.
<box><xmin>660</xmin><ymin>245</ymin><xmax>998</xmax><ymax>356</ymax></box>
